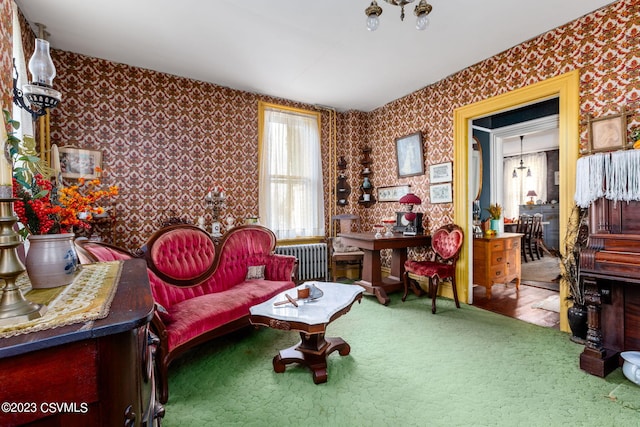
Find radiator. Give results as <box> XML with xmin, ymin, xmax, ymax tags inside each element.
<box><xmin>275</xmin><ymin>243</ymin><xmax>328</xmax><ymax>281</ymax></box>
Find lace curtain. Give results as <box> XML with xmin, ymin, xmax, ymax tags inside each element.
<box><xmin>259</xmin><ymin>108</ymin><xmax>325</xmax><ymax>239</ymax></box>
<box><xmin>503</xmin><ymin>152</ymin><xmax>547</xmax><ymax>219</ymax></box>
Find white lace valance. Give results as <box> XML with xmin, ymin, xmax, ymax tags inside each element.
<box><xmin>575</xmin><ymin>150</ymin><xmax>640</xmax><ymax>208</ymax></box>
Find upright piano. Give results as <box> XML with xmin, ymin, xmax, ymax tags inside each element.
<box><xmin>579</xmin><ymin>197</ymin><xmax>640</xmax><ymax>377</ymax></box>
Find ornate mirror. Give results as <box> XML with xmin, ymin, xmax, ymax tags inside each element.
<box><xmin>471</xmin><ymin>136</ymin><xmax>483</xmax><ymax>201</ymax></box>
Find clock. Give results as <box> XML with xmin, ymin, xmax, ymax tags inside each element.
<box><xmin>393</xmin><ymin>212</ymin><xmax>424</xmax><ymax>234</ymax></box>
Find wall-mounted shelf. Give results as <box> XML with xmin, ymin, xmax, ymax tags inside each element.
<box><xmin>359</xmin><ymin>147</ymin><xmax>375</xmax><ymax>208</ymax></box>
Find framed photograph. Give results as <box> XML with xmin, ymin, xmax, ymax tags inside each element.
<box><xmin>588</xmin><ymin>113</ymin><xmax>628</xmax><ymax>153</ymax></box>
<box><xmin>59</xmin><ymin>147</ymin><xmax>102</xmax><ymax>179</ymax></box>
<box><xmin>378</xmin><ymin>185</ymin><xmax>411</xmax><ymax>202</ymax></box>
<box><xmin>430</xmin><ymin>183</ymin><xmax>453</xmax><ymax>204</ymax></box>
<box><xmin>429</xmin><ymin>162</ymin><xmax>452</xmax><ymax>184</ymax></box>
<box><xmin>396</xmin><ymin>132</ymin><xmax>424</xmax><ymax>178</ymax></box>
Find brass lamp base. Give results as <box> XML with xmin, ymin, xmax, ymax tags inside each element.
<box><xmin>0</xmin><ymin>198</ymin><xmax>46</xmax><ymax>326</ymax></box>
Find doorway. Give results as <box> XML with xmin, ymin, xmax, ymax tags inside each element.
<box><xmin>452</xmin><ymin>71</ymin><xmax>580</xmax><ymax>333</ymax></box>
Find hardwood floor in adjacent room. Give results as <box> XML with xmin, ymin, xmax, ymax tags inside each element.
<box><xmin>472</xmin><ymin>282</ymin><xmax>560</xmax><ymax>329</ymax></box>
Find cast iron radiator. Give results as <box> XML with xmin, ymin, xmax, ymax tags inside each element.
<box><xmin>275</xmin><ymin>243</ymin><xmax>328</xmax><ymax>281</ymax></box>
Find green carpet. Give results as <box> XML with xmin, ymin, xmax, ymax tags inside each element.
<box><xmin>164</xmin><ymin>294</ymin><xmax>639</xmax><ymax>426</ymax></box>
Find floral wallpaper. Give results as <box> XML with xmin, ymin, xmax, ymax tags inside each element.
<box><xmin>3</xmin><ymin>0</ymin><xmax>640</xmax><ymax>255</ymax></box>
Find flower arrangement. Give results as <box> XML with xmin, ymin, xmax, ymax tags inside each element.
<box><xmin>486</xmin><ymin>203</ymin><xmax>502</xmax><ymax>220</ymax></box>
<box><xmin>13</xmin><ymin>169</ymin><xmax>118</xmax><ymax>237</ymax></box>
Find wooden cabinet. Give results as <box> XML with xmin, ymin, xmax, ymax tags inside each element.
<box><xmin>473</xmin><ymin>233</ymin><xmax>522</xmax><ymax>299</ymax></box>
<box><xmin>519</xmin><ymin>203</ymin><xmax>560</xmax><ymax>251</ymax></box>
<box><xmin>0</xmin><ymin>259</ymin><xmax>163</xmax><ymax>427</ymax></box>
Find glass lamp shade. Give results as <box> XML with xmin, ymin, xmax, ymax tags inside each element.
<box><xmin>367</xmin><ymin>14</ymin><xmax>380</xmax><ymax>31</ymax></box>
<box><xmin>416</xmin><ymin>14</ymin><xmax>429</xmax><ymax>30</ymax></box>
<box><xmin>399</xmin><ymin>193</ymin><xmax>422</xmax><ymax>205</ymax></box>
<box><xmin>404</xmin><ymin>212</ymin><xmax>417</xmax><ymax>222</ymax></box>
<box><xmin>28</xmin><ymin>39</ymin><xmax>56</xmax><ymax>87</ymax></box>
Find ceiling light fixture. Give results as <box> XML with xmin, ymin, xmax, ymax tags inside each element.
<box><xmin>13</xmin><ymin>24</ymin><xmax>61</xmax><ymax>121</ymax></box>
<box><xmin>365</xmin><ymin>0</ymin><xmax>433</xmax><ymax>32</ymax></box>
<box><xmin>512</xmin><ymin>135</ymin><xmax>532</xmax><ymax>179</ymax></box>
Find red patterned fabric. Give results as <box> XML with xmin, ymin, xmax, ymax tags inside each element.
<box><xmin>79</xmin><ymin>244</ymin><xmax>132</xmax><ymax>263</ymax></box>
<box><xmin>165</xmin><ymin>278</ymin><xmax>293</xmax><ymax>351</ymax></box>
<box><xmin>405</xmin><ymin>260</ymin><xmax>454</xmax><ymax>279</ymax></box>
<box><xmin>150</xmin><ymin>229</ymin><xmax>216</xmax><ymax>281</ymax></box>
<box><xmin>431</xmin><ymin>228</ymin><xmax>463</xmax><ymax>260</ymax></box>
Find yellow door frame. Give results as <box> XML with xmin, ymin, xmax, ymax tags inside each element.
<box><xmin>453</xmin><ymin>70</ymin><xmax>580</xmax><ymax>332</ymax></box>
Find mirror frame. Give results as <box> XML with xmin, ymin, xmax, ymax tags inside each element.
<box><xmin>471</xmin><ymin>136</ymin><xmax>483</xmax><ymax>201</ymax></box>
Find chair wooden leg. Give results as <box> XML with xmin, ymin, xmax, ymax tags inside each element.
<box><xmin>521</xmin><ymin>239</ymin><xmax>528</xmax><ymax>263</ymax></box>
<box><xmin>451</xmin><ymin>276</ymin><xmax>460</xmax><ymax>309</ymax></box>
<box><xmin>402</xmin><ymin>272</ymin><xmax>410</xmax><ymax>302</ymax></box>
<box><xmin>431</xmin><ymin>277</ymin><xmax>438</xmax><ymax>314</ymax></box>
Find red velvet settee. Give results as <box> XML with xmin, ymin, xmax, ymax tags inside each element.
<box><xmin>75</xmin><ymin>224</ymin><xmax>297</xmax><ymax>404</ymax></box>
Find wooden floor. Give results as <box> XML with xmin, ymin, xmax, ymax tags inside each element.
<box><xmin>472</xmin><ymin>282</ymin><xmax>560</xmax><ymax>329</ymax></box>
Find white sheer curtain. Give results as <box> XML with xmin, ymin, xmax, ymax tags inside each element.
<box><xmin>259</xmin><ymin>107</ymin><xmax>325</xmax><ymax>239</ymax></box>
<box><xmin>503</xmin><ymin>152</ymin><xmax>547</xmax><ymax>219</ymax></box>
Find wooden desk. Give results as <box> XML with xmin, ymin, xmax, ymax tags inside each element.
<box><xmin>338</xmin><ymin>232</ymin><xmax>431</xmax><ymax>305</ymax></box>
<box><xmin>473</xmin><ymin>233</ymin><xmax>522</xmax><ymax>299</ymax></box>
<box><xmin>0</xmin><ymin>259</ymin><xmax>163</xmax><ymax>427</ymax></box>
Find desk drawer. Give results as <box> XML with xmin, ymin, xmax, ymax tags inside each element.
<box><xmin>489</xmin><ymin>266</ymin><xmax>506</xmax><ymax>282</ymax></box>
<box><xmin>490</xmin><ymin>251</ymin><xmax>507</xmax><ymax>266</ymax></box>
<box><xmin>505</xmin><ymin>238</ymin><xmax>520</xmax><ymax>250</ymax></box>
<box><xmin>488</xmin><ymin>240</ymin><xmax>505</xmax><ymax>251</ymax></box>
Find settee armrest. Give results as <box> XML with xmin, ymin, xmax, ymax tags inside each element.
<box><xmin>265</xmin><ymin>253</ymin><xmax>297</xmax><ymax>281</ymax></box>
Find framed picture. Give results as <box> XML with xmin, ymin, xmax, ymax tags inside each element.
<box><xmin>378</xmin><ymin>185</ymin><xmax>411</xmax><ymax>202</ymax></box>
<box><xmin>59</xmin><ymin>147</ymin><xmax>102</xmax><ymax>179</ymax></box>
<box><xmin>429</xmin><ymin>162</ymin><xmax>452</xmax><ymax>184</ymax></box>
<box><xmin>396</xmin><ymin>132</ymin><xmax>424</xmax><ymax>178</ymax></box>
<box><xmin>430</xmin><ymin>183</ymin><xmax>452</xmax><ymax>204</ymax></box>
<box><xmin>588</xmin><ymin>113</ymin><xmax>628</xmax><ymax>153</ymax></box>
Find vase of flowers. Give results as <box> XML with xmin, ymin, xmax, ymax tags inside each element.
<box><xmin>486</xmin><ymin>203</ymin><xmax>502</xmax><ymax>233</ymax></box>
<box><xmin>13</xmin><ymin>167</ymin><xmax>118</xmax><ymax>288</ymax></box>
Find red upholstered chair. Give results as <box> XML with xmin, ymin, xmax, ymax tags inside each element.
<box><xmin>402</xmin><ymin>224</ymin><xmax>464</xmax><ymax>314</ymax></box>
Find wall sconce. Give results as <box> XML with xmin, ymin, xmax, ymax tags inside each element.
<box><xmin>398</xmin><ymin>192</ymin><xmax>422</xmax><ymax>236</ymax></box>
<box><xmin>13</xmin><ymin>31</ymin><xmax>62</xmax><ymax>121</ymax></box>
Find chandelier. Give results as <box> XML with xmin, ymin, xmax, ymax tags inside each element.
<box><xmin>365</xmin><ymin>0</ymin><xmax>433</xmax><ymax>31</ymax></box>
<box><xmin>512</xmin><ymin>135</ymin><xmax>532</xmax><ymax>178</ymax></box>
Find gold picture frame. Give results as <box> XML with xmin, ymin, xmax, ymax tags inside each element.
<box><xmin>588</xmin><ymin>113</ymin><xmax>630</xmax><ymax>153</ymax></box>
<box><xmin>59</xmin><ymin>147</ymin><xmax>103</xmax><ymax>179</ymax></box>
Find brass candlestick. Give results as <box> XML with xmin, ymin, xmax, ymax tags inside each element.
<box><xmin>0</xmin><ymin>198</ymin><xmax>46</xmax><ymax>325</ymax></box>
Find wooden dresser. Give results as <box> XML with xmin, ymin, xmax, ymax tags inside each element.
<box><xmin>473</xmin><ymin>233</ymin><xmax>522</xmax><ymax>299</ymax></box>
<box><xmin>0</xmin><ymin>259</ymin><xmax>163</xmax><ymax>427</ymax></box>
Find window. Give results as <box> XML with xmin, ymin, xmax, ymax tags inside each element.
<box><xmin>258</xmin><ymin>102</ymin><xmax>324</xmax><ymax>240</ymax></box>
<box><xmin>503</xmin><ymin>152</ymin><xmax>547</xmax><ymax>219</ymax></box>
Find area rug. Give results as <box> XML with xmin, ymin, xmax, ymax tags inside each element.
<box><xmin>164</xmin><ymin>296</ymin><xmax>640</xmax><ymax>426</ymax></box>
<box><xmin>531</xmin><ymin>293</ymin><xmax>560</xmax><ymax>312</ymax></box>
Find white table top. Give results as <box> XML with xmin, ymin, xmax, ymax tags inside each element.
<box><xmin>249</xmin><ymin>282</ymin><xmax>363</xmax><ymax>325</ymax></box>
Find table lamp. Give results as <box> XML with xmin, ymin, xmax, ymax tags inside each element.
<box><xmin>398</xmin><ymin>193</ymin><xmax>422</xmax><ymax>236</ymax></box>
<box><xmin>526</xmin><ymin>190</ymin><xmax>537</xmax><ymax>205</ymax></box>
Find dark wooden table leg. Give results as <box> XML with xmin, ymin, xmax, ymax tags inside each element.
<box><xmin>271</xmin><ymin>333</ymin><xmax>351</xmax><ymax>384</ymax></box>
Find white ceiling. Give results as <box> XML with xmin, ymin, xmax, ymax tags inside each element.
<box><xmin>15</xmin><ymin>0</ymin><xmax>616</xmax><ymax>112</ymax></box>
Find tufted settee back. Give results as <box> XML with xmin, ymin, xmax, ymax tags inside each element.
<box><xmin>144</xmin><ymin>224</ymin><xmax>289</xmax><ymax>309</ymax></box>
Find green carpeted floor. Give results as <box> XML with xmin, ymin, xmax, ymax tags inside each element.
<box><xmin>164</xmin><ymin>294</ymin><xmax>639</xmax><ymax>426</ymax></box>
